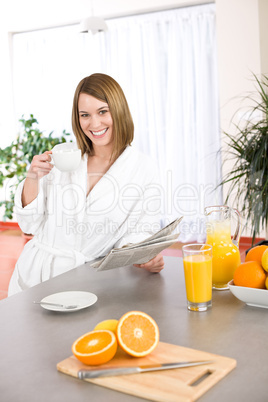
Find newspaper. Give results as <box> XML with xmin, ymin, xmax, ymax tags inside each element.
<box><xmin>90</xmin><ymin>216</ymin><xmax>183</xmax><ymax>271</ymax></box>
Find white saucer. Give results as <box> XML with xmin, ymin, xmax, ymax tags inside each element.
<box><xmin>40</xmin><ymin>291</ymin><xmax>98</xmax><ymax>312</ymax></box>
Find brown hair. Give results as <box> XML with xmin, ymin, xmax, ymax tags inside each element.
<box><xmin>72</xmin><ymin>73</ymin><xmax>134</xmax><ymax>160</ymax></box>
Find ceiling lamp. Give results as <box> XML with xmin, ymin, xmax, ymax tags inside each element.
<box><xmin>79</xmin><ymin>16</ymin><xmax>108</xmax><ymax>35</ymax></box>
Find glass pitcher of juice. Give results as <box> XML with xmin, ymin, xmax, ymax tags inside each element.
<box><xmin>204</xmin><ymin>205</ymin><xmax>241</xmax><ymax>290</ymax></box>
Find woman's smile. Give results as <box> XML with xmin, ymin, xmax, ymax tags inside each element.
<box><xmin>78</xmin><ymin>93</ymin><xmax>114</xmax><ymax>151</ymax></box>
<box><xmin>90</xmin><ymin>128</ymin><xmax>108</xmax><ymax>137</ymax></box>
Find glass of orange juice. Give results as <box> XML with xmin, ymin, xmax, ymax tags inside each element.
<box><xmin>182</xmin><ymin>244</ymin><xmax>212</xmax><ymax>312</ymax></box>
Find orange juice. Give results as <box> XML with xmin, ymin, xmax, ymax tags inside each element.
<box><xmin>183</xmin><ymin>255</ymin><xmax>212</xmax><ymax>303</ymax></box>
<box><xmin>206</xmin><ymin>221</ymin><xmax>241</xmax><ymax>289</ymax></box>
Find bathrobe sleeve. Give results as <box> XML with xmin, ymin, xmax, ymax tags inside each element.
<box><xmin>14</xmin><ymin>177</ymin><xmax>47</xmax><ymax>235</ymax></box>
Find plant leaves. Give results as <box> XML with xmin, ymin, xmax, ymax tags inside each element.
<box><xmin>219</xmin><ymin>73</ymin><xmax>268</xmax><ymax>238</ymax></box>
<box><xmin>0</xmin><ymin>114</ymin><xmax>71</xmax><ymax>220</ymax></box>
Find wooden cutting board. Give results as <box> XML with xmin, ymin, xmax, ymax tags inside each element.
<box><xmin>57</xmin><ymin>341</ymin><xmax>236</xmax><ymax>402</ymax></box>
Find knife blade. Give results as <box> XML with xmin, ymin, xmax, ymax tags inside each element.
<box><xmin>78</xmin><ymin>360</ymin><xmax>214</xmax><ymax>379</ymax></box>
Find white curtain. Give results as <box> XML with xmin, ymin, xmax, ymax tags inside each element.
<box><xmin>12</xmin><ymin>4</ymin><xmax>222</xmax><ymax>240</ymax></box>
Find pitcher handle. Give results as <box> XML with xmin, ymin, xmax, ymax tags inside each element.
<box><xmin>232</xmin><ymin>208</ymin><xmax>242</xmax><ymax>247</ymax></box>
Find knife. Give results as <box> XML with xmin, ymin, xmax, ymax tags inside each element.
<box><xmin>78</xmin><ymin>360</ymin><xmax>214</xmax><ymax>379</ymax></box>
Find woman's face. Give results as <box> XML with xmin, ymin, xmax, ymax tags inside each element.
<box><xmin>78</xmin><ymin>93</ymin><xmax>114</xmax><ymax>152</ymax></box>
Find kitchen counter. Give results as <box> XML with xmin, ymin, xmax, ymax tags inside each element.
<box><xmin>0</xmin><ymin>256</ymin><xmax>267</xmax><ymax>402</ymax></box>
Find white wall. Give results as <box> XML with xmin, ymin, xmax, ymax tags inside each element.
<box><xmin>2</xmin><ymin>0</ymin><xmax>209</xmax><ymax>31</ymax></box>
<box><xmin>216</xmin><ymin>0</ymin><xmax>268</xmax><ymax>237</ymax></box>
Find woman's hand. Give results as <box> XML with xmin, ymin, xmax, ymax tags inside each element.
<box><xmin>133</xmin><ymin>253</ymin><xmax>164</xmax><ymax>273</ymax></box>
<box><xmin>22</xmin><ymin>151</ymin><xmax>53</xmax><ymax>207</ymax></box>
<box><xmin>27</xmin><ymin>151</ymin><xmax>53</xmax><ymax>180</ymax></box>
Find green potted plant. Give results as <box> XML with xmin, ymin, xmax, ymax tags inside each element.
<box><xmin>0</xmin><ymin>114</ymin><xmax>71</xmax><ymax>221</ymax></box>
<box><xmin>220</xmin><ymin>73</ymin><xmax>268</xmax><ymax>243</ymax></box>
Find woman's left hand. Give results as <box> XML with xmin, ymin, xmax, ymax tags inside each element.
<box><xmin>133</xmin><ymin>253</ymin><xmax>164</xmax><ymax>273</ymax></box>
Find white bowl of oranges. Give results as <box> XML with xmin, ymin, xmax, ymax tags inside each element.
<box><xmin>228</xmin><ymin>245</ymin><xmax>268</xmax><ymax>308</ymax></box>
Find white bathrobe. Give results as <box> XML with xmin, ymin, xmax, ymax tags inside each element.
<box><xmin>8</xmin><ymin>146</ymin><xmax>161</xmax><ymax>295</ymax></box>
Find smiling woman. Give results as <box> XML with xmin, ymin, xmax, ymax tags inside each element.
<box><xmin>77</xmin><ymin>94</ymin><xmax>114</xmax><ymax>194</ymax></box>
<box><xmin>8</xmin><ymin>73</ymin><xmax>165</xmax><ymax>296</ymax></box>
<box><xmin>72</xmin><ymin>73</ymin><xmax>134</xmax><ymax>162</ymax></box>
<box><xmin>72</xmin><ymin>74</ymin><xmax>136</xmax><ymax>194</ymax></box>
<box><xmin>78</xmin><ymin>94</ymin><xmax>114</xmax><ymax>150</ymax></box>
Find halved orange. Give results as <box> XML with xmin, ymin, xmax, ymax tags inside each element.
<box><xmin>116</xmin><ymin>311</ymin><xmax>159</xmax><ymax>357</ymax></box>
<box><xmin>72</xmin><ymin>330</ymin><xmax>117</xmax><ymax>365</ymax></box>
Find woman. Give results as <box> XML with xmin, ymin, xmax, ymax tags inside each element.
<box><xmin>8</xmin><ymin>73</ymin><xmax>164</xmax><ymax>296</ymax></box>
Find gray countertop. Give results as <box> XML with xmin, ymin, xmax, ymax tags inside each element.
<box><xmin>0</xmin><ymin>256</ymin><xmax>267</xmax><ymax>402</ymax></box>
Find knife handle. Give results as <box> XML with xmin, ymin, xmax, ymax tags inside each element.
<box><xmin>78</xmin><ymin>367</ymin><xmax>139</xmax><ymax>379</ymax></box>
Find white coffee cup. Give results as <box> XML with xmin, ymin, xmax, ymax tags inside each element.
<box><xmin>51</xmin><ymin>143</ymin><xmax>81</xmax><ymax>172</ymax></box>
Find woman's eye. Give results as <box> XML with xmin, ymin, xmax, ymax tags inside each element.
<box><xmin>80</xmin><ymin>113</ymin><xmax>89</xmax><ymax>118</ymax></box>
<box><xmin>99</xmin><ymin>110</ymin><xmax>108</xmax><ymax>115</ymax></box>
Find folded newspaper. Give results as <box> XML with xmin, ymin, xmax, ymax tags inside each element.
<box><xmin>90</xmin><ymin>216</ymin><xmax>183</xmax><ymax>271</ymax></box>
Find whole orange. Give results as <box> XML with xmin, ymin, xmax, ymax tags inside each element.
<box><xmin>233</xmin><ymin>261</ymin><xmax>266</xmax><ymax>289</ymax></box>
<box><xmin>245</xmin><ymin>245</ymin><xmax>268</xmax><ymax>265</ymax></box>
